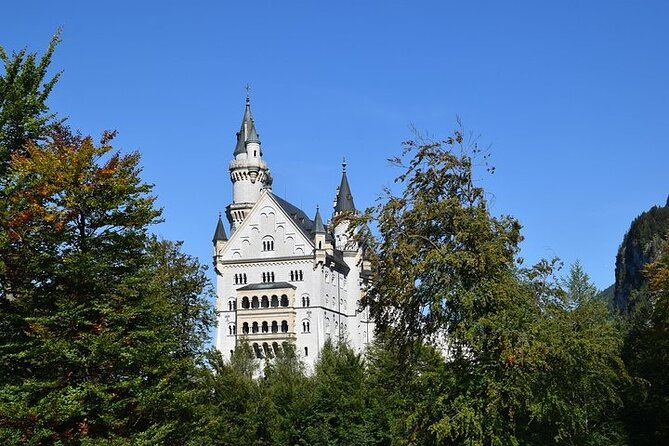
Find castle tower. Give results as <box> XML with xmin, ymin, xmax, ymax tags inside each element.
<box><xmin>333</xmin><ymin>159</ymin><xmax>356</xmax><ymax>251</ymax></box>
<box><xmin>226</xmin><ymin>95</ymin><xmax>273</xmax><ymax>232</ymax></box>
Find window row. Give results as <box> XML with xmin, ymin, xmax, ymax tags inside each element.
<box><xmin>242</xmin><ymin>320</ymin><xmax>289</xmax><ymax>334</ymax></box>
<box><xmin>241</xmin><ymin>294</ymin><xmax>289</xmax><ymax>309</ymax></box>
<box><xmin>232</xmin><ymin>271</ymin><xmax>306</xmax><ymax>284</ymax></box>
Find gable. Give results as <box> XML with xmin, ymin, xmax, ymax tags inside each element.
<box><xmin>219</xmin><ymin>191</ymin><xmax>315</xmax><ymax>261</ymax></box>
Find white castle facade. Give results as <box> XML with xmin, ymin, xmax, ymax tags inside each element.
<box><xmin>213</xmin><ymin>96</ymin><xmax>374</xmax><ymax>369</ymax></box>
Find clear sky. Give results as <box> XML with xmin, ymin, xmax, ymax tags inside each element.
<box><xmin>2</xmin><ymin>1</ymin><xmax>668</xmax><ymax>290</ymax></box>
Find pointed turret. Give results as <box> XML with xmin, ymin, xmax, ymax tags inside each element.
<box><xmin>233</xmin><ymin>96</ymin><xmax>261</xmax><ymax>156</ymax></box>
<box><xmin>334</xmin><ymin>159</ymin><xmax>355</xmax><ymax>214</ymax></box>
<box><xmin>313</xmin><ymin>206</ymin><xmax>327</xmax><ymax>266</ymax></box>
<box><xmin>313</xmin><ymin>206</ymin><xmax>326</xmax><ymax>234</ymax></box>
<box><xmin>213</xmin><ymin>214</ymin><xmax>228</xmax><ymax>243</ymax></box>
<box><xmin>226</xmin><ymin>92</ymin><xmax>272</xmax><ymax>232</ymax></box>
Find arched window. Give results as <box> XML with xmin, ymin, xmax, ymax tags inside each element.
<box><xmin>304</xmin><ymin>346</ymin><xmax>309</xmax><ymax>357</ymax></box>
<box><xmin>302</xmin><ymin>320</ymin><xmax>310</xmax><ymax>333</ymax></box>
<box><xmin>253</xmin><ymin>343</ymin><xmax>261</xmax><ymax>359</ymax></box>
<box><xmin>272</xmin><ymin>342</ymin><xmax>280</xmax><ymax>356</ymax></box>
<box><xmin>243</xmin><ymin>273</ymin><xmax>247</xmax><ymax>284</ymax></box>
<box><xmin>271</xmin><ymin>272</ymin><xmax>275</xmax><ymax>282</ymax></box>
<box><xmin>280</xmin><ymin>295</ymin><xmax>289</xmax><ymax>307</ymax></box>
<box><xmin>242</xmin><ymin>296</ymin><xmax>249</xmax><ymax>309</ymax></box>
<box><xmin>271</xmin><ymin>321</ymin><xmax>278</xmax><ymax>333</ymax></box>
<box><xmin>252</xmin><ymin>321</ymin><xmax>259</xmax><ymax>333</ymax></box>
<box><xmin>262</xmin><ymin>321</ymin><xmax>268</xmax><ymax>333</ymax></box>
<box><xmin>290</xmin><ymin>271</ymin><xmax>294</xmax><ymax>281</ymax></box>
<box><xmin>261</xmin><ymin>296</ymin><xmax>269</xmax><ymax>308</ymax></box>
<box><xmin>262</xmin><ymin>272</ymin><xmax>266</xmax><ymax>282</ymax></box>
<box><xmin>301</xmin><ymin>295</ymin><xmax>310</xmax><ymax>307</ymax></box>
<box><xmin>242</xmin><ymin>322</ymin><xmax>249</xmax><ymax>334</ymax></box>
<box><xmin>263</xmin><ymin>342</ymin><xmax>271</xmax><ymax>358</ymax></box>
<box><xmin>299</xmin><ymin>270</ymin><xmax>303</xmax><ymax>281</ymax></box>
<box><xmin>271</xmin><ymin>295</ymin><xmax>279</xmax><ymax>307</ymax></box>
<box><xmin>234</xmin><ymin>273</ymin><xmax>238</xmax><ymax>284</ymax></box>
<box><xmin>262</xmin><ymin>236</ymin><xmax>274</xmax><ymax>251</ymax></box>
<box><xmin>251</xmin><ymin>296</ymin><xmax>259</xmax><ymax>309</ymax></box>
<box><xmin>281</xmin><ymin>320</ymin><xmax>288</xmax><ymax>333</ymax></box>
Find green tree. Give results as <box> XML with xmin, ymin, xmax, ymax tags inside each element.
<box><xmin>297</xmin><ymin>341</ymin><xmax>385</xmax><ymax>446</ymax></box>
<box><xmin>365</xmin><ymin>337</ymin><xmax>448</xmax><ymax>446</ymax></box>
<box><xmin>0</xmin><ymin>127</ymin><xmax>213</xmax><ymax>444</ymax></box>
<box><xmin>194</xmin><ymin>348</ymin><xmax>269</xmax><ymax>446</ymax></box>
<box><xmin>0</xmin><ymin>30</ymin><xmax>61</xmax><ymax>173</ymax></box>
<box><xmin>350</xmin><ymin>130</ymin><xmax>628</xmax><ymax>445</ymax></box>
<box><xmin>561</xmin><ymin>260</ymin><xmax>599</xmax><ymax>307</ymax></box>
<box><xmin>261</xmin><ymin>344</ymin><xmax>312</xmax><ymax>446</ymax></box>
<box><xmin>622</xmin><ymin>232</ymin><xmax>669</xmax><ymax>445</ymax></box>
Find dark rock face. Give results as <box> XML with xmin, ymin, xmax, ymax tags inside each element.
<box><xmin>613</xmin><ymin>197</ymin><xmax>669</xmax><ymax>311</ymax></box>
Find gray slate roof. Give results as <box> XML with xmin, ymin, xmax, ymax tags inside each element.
<box><xmin>334</xmin><ymin>169</ymin><xmax>355</xmax><ymax>213</ymax></box>
<box><xmin>237</xmin><ymin>281</ymin><xmax>297</xmax><ymax>291</ymax></box>
<box><xmin>213</xmin><ymin>215</ymin><xmax>228</xmax><ymax>242</ymax></box>
<box><xmin>272</xmin><ymin>193</ymin><xmax>316</xmax><ymax>236</ymax></box>
<box><xmin>233</xmin><ymin>97</ymin><xmax>261</xmax><ymax>156</ymax></box>
<box><xmin>312</xmin><ymin>206</ymin><xmax>326</xmax><ymax>234</ymax></box>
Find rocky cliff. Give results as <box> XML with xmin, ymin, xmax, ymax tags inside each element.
<box><xmin>613</xmin><ymin>197</ymin><xmax>669</xmax><ymax>311</ymax></box>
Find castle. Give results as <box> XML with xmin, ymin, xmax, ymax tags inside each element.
<box><xmin>213</xmin><ymin>96</ymin><xmax>374</xmax><ymax>369</ymax></box>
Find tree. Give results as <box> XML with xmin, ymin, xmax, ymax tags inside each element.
<box><xmin>194</xmin><ymin>347</ymin><xmax>270</xmax><ymax>446</ymax></box>
<box><xmin>298</xmin><ymin>341</ymin><xmax>385</xmax><ymax>446</ymax></box>
<box><xmin>622</xmin><ymin>232</ymin><xmax>669</xmax><ymax>445</ymax></box>
<box><xmin>561</xmin><ymin>260</ymin><xmax>599</xmax><ymax>308</ymax></box>
<box><xmin>0</xmin><ymin>127</ymin><xmax>213</xmax><ymax>444</ymax></box>
<box><xmin>365</xmin><ymin>337</ymin><xmax>449</xmax><ymax>446</ymax></box>
<box><xmin>0</xmin><ymin>30</ymin><xmax>61</xmax><ymax>174</ymax></box>
<box><xmin>350</xmin><ymin>129</ymin><xmax>628</xmax><ymax>445</ymax></box>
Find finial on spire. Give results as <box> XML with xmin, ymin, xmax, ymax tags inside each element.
<box><xmin>245</xmin><ymin>83</ymin><xmax>251</xmax><ymax>104</ymax></box>
<box><xmin>342</xmin><ymin>157</ymin><xmax>347</xmax><ymax>173</ymax></box>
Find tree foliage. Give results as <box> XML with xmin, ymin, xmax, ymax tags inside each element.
<box><xmin>349</xmin><ymin>130</ymin><xmax>629</xmax><ymax>445</ymax></box>
<box><xmin>0</xmin><ymin>127</ymin><xmax>213</xmax><ymax>444</ymax></box>
<box><xmin>622</xmin><ymin>232</ymin><xmax>669</xmax><ymax>445</ymax></box>
<box><xmin>0</xmin><ymin>30</ymin><xmax>61</xmax><ymax>173</ymax></box>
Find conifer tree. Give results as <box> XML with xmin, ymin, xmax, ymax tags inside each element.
<box><xmin>0</xmin><ymin>127</ymin><xmax>213</xmax><ymax>444</ymax></box>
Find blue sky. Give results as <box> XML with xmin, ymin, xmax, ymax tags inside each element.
<box><xmin>2</xmin><ymin>1</ymin><xmax>668</xmax><ymax>289</ymax></box>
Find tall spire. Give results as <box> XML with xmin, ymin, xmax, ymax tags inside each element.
<box><xmin>213</xmin><ymin>213</ymin><xmax>228</xmax><ymax>243</ymax></box>
<box><xmin>312</xmin><ymin>206</ymin><xmax>326</xmax><ymax>234</ymax></box>
<box><xmin>334</xmin><ymin>158</ymin><xmax>355</xmax><ymax>213</ymax></box>
<box><xmin>233</xmin><ymin>92</ymin><xmax>261</xmax><ymax>156</ymax></box>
